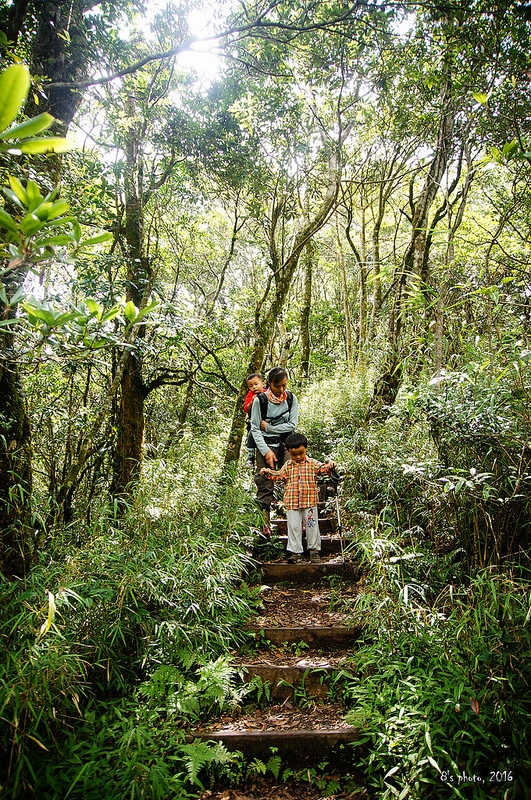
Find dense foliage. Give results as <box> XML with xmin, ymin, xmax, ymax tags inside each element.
<box><xmin>1</xmin><ymin>0</ymin><xmax>531</xmax><ymax>796</ymax></box>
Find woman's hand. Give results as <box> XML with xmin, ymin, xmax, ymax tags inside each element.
<box><xmin>260</xmin><ymin>420</ymin><xmax>267</xmax><ymax>431</ymax></box>
<box><xmin>265</xmin><ymin>449</ymin><xmax>277</xmax><ymax>469</ymax></box>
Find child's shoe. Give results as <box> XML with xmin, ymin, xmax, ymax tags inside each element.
<box><xmin>309</xmin><ymin>551</ymin><xmax>321</xmax><ymax>563</ymax></box>
<box><xmin>287</xmin><ymin>552</ymin><xmax>302</xmax><ymax>564</ymax></box>
<box><xmin>259</xmin><ymin>525</ymin><xmax>272</xmax><ymax>540</ymax></box>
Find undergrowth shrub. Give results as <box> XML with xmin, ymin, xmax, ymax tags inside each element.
<box><xmin>416</xmin><ymin>366</ymin><xmax>531</xmax><ymax>567</ymax></box>
<box><xmin>297</xmin><ymin>373</ymin><xmax>373</xmax><ymax>459</ymax></box>
<box><xmin>342</xmin><ymin>526</ymin><xmax>531</xmax><ymax>799</ymax></box>
<box><xmin>0</xmin><ymin>471</ymin><xmax>261</xmax><ymax>798</ymax></box>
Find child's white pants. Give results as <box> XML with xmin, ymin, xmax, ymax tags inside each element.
<box><xmin>285</xmin><ymin>506</ymin><xmax>320</xmax><ymax>554</ymax></box>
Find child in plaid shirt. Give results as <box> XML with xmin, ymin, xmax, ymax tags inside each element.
<box><xmin>260</xmin><ymin>431</ymin><xmax>336</xmax><ymax>563</ymax></box>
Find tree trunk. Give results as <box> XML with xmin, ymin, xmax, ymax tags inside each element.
<box><xmin>26</xmin><ymin>0</ymin><xmax>89</xmax><ymax>133</ymax></box>
<box><xmin>300</xmin><ymin>241</ymin><xmax>314</xmax><ymax>378</ymax></box>
<box><xmin>113</xmin><ymin>356</ymin><xmax>145</xmax><ymax>496</ymax></box>
<box><xmin>0</xmin><ymin>0</ymin><xmax>30</xmax><ymax>47</ymax></box>
<box><xmin>0</xmin><ymin>261</ymin><xmax>34</xmax><ymax>576</ymax></box>
<box><xmin>111</xmin><ymin>115</ymin><xmax>151</xmax><ymax>500</ymax></box>
<box><xmin>390</xmin><ymin>96</ymin><xmax>455</xmax><ymax>353</ymax></box>
<box><xmin>336</xmin><ymin>213</ymin><xmax>355</xmax><ymax>375</ymax></box>
<box><xmin>372</xmin><ymin>94</ymin><xmax>455</xmax><ymax>418</ymax></box>
<box><xmin>0</xmin><ymin>335</ymin><xmax>33</xmax><ymax>578</ymax></box>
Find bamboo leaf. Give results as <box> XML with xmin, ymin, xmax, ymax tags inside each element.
<box><xmin>38</xmin><ymin>591</ymin><xmax>56</xmax><ymax>638</ymax></box>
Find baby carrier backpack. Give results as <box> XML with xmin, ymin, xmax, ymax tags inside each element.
<box><xmin>246</xmin><ymin>391</ymin><xmax>293</xmax><ymax>450</ymax></box>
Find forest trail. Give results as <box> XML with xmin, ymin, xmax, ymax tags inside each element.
<box><xmin>190</xmin><ymin>488</ymin><xmax>368</xmax><ymax>799</ymax></box>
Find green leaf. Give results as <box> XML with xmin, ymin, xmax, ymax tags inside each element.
<box><xmin>71</xmin><ymin>219</ymin><xmax>82</xmax><ymax>242</ymax></box>
<box><xmin>124</xmin><ymin>300</ymin><xmax>138</xmax><ymax>321</ymax></box>
<box><xmin>25</xmin><ymin>180</ymin><xmax>43</xmax><ymax>205</ymax></box>
<box><xmin>384</xmin><ymin>765</ymin><xmax>400</xmax><ymax>779</ymax></box>
<box><xmin>76</xmin><ymin>231</ymin><xmax>112</xmax><ymax>249</ymax></box>
<box><xmin>472</xmin><ymin>91</ymin><xmax>488</xmax><ymax>105</ymax></box>
<box><xmin>8</xmin><ymin>175</ymin><xmax>28</xmax><ymax>205</ymax></box>
<box><xmin>134</xmin><ymin>299</ymin><xmax>159</xmax><ymax>323</ymax></box>
<box><xmin>85</xmin><ymin>298</ymin><xmax>103</xmax><ymax>319</ymax></box>
<box><xmin>18</xmin><ymin>136</ymin><xmax>71</xmax><ymax>154</ymax></box>
<box><xmin>0</xmin><ymin>64</ymin><xmax>30</xmax><ymax>131</ymax></box>
<box><xmin>43</xmin><ymin>199</ymin><xmax>70</xmax><ymax>220</ymax></box>
<box><xmin>2</xmin><ymin>187</ymin><xmax>25</xmax><ymax>209</ymax></box>
<box><xmin>0</xmin><ymin>112</ymin><xmax>54</xmax><ymax>141</ymax></box>
<box><xmin>0</xmin><ymin>206</ymin><xmax>18</xmax><ymax>232</ymax></box>
<box><xmin>9</xmin><ymin>285</ymin><xmax>26</xmax><ymax>306</ymax></box>
<box><xmin>53</xmin><ymin>311</ymin><xmax>80</xmax><ymax>327</ymax></box>
<box><xmin>101</xmin><ymin>304</ymin><xmax>123</xmax><ymax>323</ymax></box>
<box><xmin>21</xmin><ymin>300</ymin><xmax>56</xmax><ymax>326</ymax></box>
<box><xmin>34</xmin><ymin>233</ymin><xmax>74</xmax><ymax>246</ymax></box>
<box><xmin>501</xmin><ymin>140</ymin><xmax>519</xmax><ymax>159</ymax></box>
<box><xmin>33</xmin><ymin>201</ymin><xmax>54</xmax><ymax>220</ymax></box>
<box><xmin>19</xmin><ymin>212</ymin><xmax>45</xmax><ymax>236</ymax></box>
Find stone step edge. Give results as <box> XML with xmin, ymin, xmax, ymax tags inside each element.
<box><xmin>251</xmin><ymin>625</ymin><xmax>363</xmax><ymax>647</ymax></box>
<box><xmin>257</xmin><ymin>561</ymin><xmax>359</xmax><ymax>583</ymax></box>
<box><xmin>236</xmin><ymin>663</ymin><xmax>352</xmax><ymax>698</ymax></box>
<box><xmin>271</xmin><ymin>535</ymin><xmax>344</xmax><ymax>554</ymax></box>
<box><xmin>186</xmin><ymin>727</ymin><xmax>359</xmax><ymax>755</ymax></box>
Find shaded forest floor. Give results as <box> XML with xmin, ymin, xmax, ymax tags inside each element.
<box><xmin>200</xmin><ymin>777</ymin><xmax>369</xmax><ymax>799</ymax></box>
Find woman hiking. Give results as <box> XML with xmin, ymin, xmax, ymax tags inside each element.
<box><xmin>250</xmin><ymin>366</ymin><xmax>298</xmax><ymax>538</ymax></box>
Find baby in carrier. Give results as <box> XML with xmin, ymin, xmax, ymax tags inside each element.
<box><xmin>243</xmin><ymin>372</ymin><xmax>265</xmax><ymax>468</ymax></box>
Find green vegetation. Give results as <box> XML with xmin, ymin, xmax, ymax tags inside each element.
<box><xmin>2</xmin><ymin>372</ymin><xmax>531</xmax><ymax>797</ymax></box>
<box><xmin>0</xmin><ymin>459</ymin><xmax>262</xmax><ymax>797</ymax></box>
<box><xmin>1</xmin><ymin>0</ymin><xmax>531</xmax><ymax>796</ymax></box>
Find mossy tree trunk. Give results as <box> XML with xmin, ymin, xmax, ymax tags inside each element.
<box><xmin>111</xmin><ymin>114</ymin><xmax>151</xmax><ymax>501</ymax></box>
<box><xmin>0</xmin><ymin>297</ymin><xmax>33</xmax><ymax>578</ymax></box>
<box><xmin>300</xmin><ymin>241</ymin><xmax>315</xmax><ymax>379</ymax></box>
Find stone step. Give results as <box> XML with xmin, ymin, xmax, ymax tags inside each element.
<box><xmin>189</xmin><ymin>727</ymin><xmax>358</xmax><ymax>758</ymax></box>
<box><xmin>238</xmin><ymin>662</ymin><xmax>350</xmax><ymax>698</ymax></box>
<box><xmin>253</xmin><ymin>625</ymin><xmax>362</xmax><ymax>648</ymax></box>
<box><xmin>259</xmin><ymin>559</ymin><xmax>357</xmax><ymax>583</ymax></box>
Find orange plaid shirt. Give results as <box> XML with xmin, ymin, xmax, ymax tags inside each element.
<box><xmin>265</xmin><ymin>457</ymin><xmax>334</xmax><ymax>510</ymax></box>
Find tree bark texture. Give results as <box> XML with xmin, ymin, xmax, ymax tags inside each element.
<box><xmin>113</xmin><ymin>356</ymin><xmax>145</xmax><ymax>494</ymax></box>
<box><xmin>0</xmin><ymin>326</ymin><xmax>33</xmax><ymax>577</ymax></box>
<box><xmin>26</xmin><ymin>0</ymin><xmax>89</xmax><ymax>133</ymax></box>
<box><xmin>300</xmin><ymin>241</ymin><xmax>314</xmax><ymax>378</ymax></box>
<box><xmin>111</xmin><ymin>118</ymin><xmax>151</xmax><ymax>499</ymax></box>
